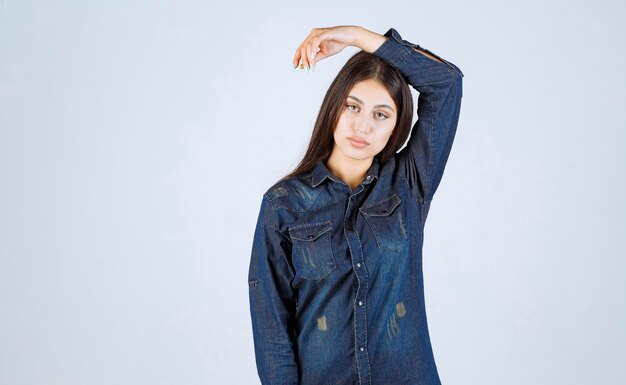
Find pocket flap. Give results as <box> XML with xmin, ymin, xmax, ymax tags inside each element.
<box><xmin>360</xmin><ymin>194</ymin><xmax>402</xmax><ymax>217</ymax></box>
<box><xmin>288</xmin><ymin>220</ymin><xmax>333</xmax><ymax>242</ymax></box>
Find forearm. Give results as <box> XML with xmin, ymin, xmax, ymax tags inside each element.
<box><xmin>353</xmin><ymin>26</ymin><xmax>445</xmax><ymax>64</ymax></box>
<box><xmin>249</xmin><ymin>195</ymin><xmax>299</xmax><ymax>384</ymax></box>
<box><xmin>351</xmin><ymin>26</ymin><xmax>387</xmax><ymax>54</ymax></box>
<box><xmin>371</xmin><ymin>28</ymin><xmax>463</xmax><ymax>91</ymax></box>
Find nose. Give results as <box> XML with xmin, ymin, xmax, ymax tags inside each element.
<box><xmin>355</xmin><ymin>113</ymin><xmax>370</xmax><ymax>134</ymax></box>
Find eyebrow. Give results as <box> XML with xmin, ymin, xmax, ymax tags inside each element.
<box><xmin>347</xmin><ymin>95</ymin><xmax>395</xmax><ymax>112</ymax></box>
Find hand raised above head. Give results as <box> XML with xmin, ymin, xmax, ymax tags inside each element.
<box><xmin>292</xmin><ymin>25</ymin><xmax>360</xmax><ymax>71</ymax></box>
<box><xmin>293</xmin><ymin>25</ymin><xmax>387</xmax><ymax>72</ymax></box>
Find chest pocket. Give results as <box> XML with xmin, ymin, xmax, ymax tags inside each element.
<box><xmin>288</xmin><ymin>220</ymin><xmax>337</xmax><ymax>281</ymax></box>
<box><xmin>359</xmin><ymin>194</ymin><xmax>408</xmax><ymax>252</ymax></box>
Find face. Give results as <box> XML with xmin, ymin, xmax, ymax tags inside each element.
<box><xmin>331</xmin><ymin>78</ymin><xmax>398</xmax><ymax>163</ymax></box>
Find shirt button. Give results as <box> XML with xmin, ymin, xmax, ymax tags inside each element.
<box><xmin>359</xmin><ymin>347</ymin><xmax>364</xmax><ymax>352</ymax></box>
<box><xmin>356</xmin><ymin>263</ymin><xmax>361</xmax><ymax>268</ymax></box>
<box><xmin>358</xmin><ymin>301</ymin><xmax>363</xmax><ymax>306</ymax></box>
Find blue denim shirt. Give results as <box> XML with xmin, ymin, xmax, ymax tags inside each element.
<box><xmin>248</xmin><ymin>27</ymin><xmax>464</xmax><ymax>385</ymax></box>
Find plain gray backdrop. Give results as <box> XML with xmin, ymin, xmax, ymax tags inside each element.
<box><xmin>1</xmin><ymin>1</ymin><xmax>625</xmax><ymax>384</ymax></box>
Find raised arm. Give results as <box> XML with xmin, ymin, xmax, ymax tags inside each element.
<box><xmin>360</xmin><ymin>27</ymin><xmax>465</xmax><ymax>203</ymax></box>
<box><xmin>248</xmin><ymin>195</ymin><xmax>298</xmax><ymax>385</ymax></box>
<box><xmin>294</xmin><ymin>26</ymin><xmax>463</xmax><ymax>204</ymax></box>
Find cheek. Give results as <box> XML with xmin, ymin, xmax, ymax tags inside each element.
<box><xmin>336</xmin><ymin>113</ymin><xmax>350</xmax><ymax>129</ymax></box>
<box><xmin>378</xmin><ymin>127</ymin><xmax>396</xmax><ymax>148</ymax></box>
<box><xmin>332</xmin><ymin>124</ymin><xmax>344</xmax><ymax>145</ymax></box>
<box><xmin>369</xmin><ymin>133</ymin><xmax>388</xmax><ymax>150</ymax></box>
<box><xmin>334</xmin><ymin>117</ymin><xmax>351</xmax><ymax>136</ymax></box>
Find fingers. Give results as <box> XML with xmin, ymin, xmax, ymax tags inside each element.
<box><xmin>306</xmin><ymin>45</ymin><xmax>313</xmax><ymax>70</ymax></box>
<box><xmin>294</xmin><ymin>45</ymin><xmax>312</xmax><ymax>71</ymax></box>
<box><xmin>293</xmin><ymin>29</ymin><xmax>321</xmax><ymax>72</ymax></box>
<box><xmin>293</xmin><ymin>45</ymin><xmax>300</xmax><ymax>69</ymax></box>
<box><xmin>300</xmin><ymin>46</ymin><xmax>309</xmax><ymax>70</ymax></box>
<box><xmin>312</xmin><ymin>50</ymin><xmax>327</xmax><ymax>65</ymax></box>
<box><xmin>310</xmin><ymin>36</ymin><xmax>320</xmax><ymax>69</ymax></box>
<box><xmin>293</xmin><ymin>46</ymin><xmax>308</xmax><ymax>71</ymax></box>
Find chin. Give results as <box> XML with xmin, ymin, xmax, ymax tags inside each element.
<box><xmin>343</xmin><ymin>148</ymin><xmax>375</xmax><ymax>161</ymax></box>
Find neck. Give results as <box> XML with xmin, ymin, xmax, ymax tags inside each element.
<box><xmin>326</xmin><ymin>151</ymin><xmax>373</xmax><ymax>190</ymax></box>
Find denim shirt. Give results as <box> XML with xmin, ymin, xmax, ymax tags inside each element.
<box><xmin>248</xmin><ymin>27</ymin><xmax>464</xmax><ymax>385</ymax></box>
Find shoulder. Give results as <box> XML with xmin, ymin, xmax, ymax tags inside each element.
<box><xmin>262</xmin><ymin>171</ymin><xmax>322</xmax><ymax>213</ymax></box>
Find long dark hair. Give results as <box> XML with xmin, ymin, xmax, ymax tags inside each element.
<box><xmin>279</xmin><ymin>50</ymin><xmax>414</xmax><ymax>182</ymax></box>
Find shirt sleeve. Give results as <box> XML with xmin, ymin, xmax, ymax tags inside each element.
<box><xmin>247</xmin><ymin>195</ymin><xmax>298</xmax><ymax>385</ymax></box>
<box><xmin>373</xmin><ymin>27</ymin><xmax>464</xmax><ymax>203</ymax></box>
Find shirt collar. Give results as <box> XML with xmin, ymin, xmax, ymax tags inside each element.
<box><xmin>311</xmin><ymin>157</ymin><xmax>381</xmax><ymax>188</ymax></box>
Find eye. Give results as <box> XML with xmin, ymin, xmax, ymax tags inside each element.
<box><xmin>346</xmin><ymin>104</ymin><xmax>358</xmax><ymax>112</ymax></box>
<box><xmin>375</xmin><ymin>112</ymin><xmax>389</xmax><ymax>119</ymax></box>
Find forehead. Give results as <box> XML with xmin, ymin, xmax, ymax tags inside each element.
<box><xmin>348</xmin><ymin>79</ymin><xmax>395</xmax><ymax>107</ymax></box>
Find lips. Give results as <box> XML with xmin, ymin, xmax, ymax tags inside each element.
<box><xmin>348</xmin><ymin>137</ymin><xmax>369</xmax><ymax>145</ymax></box>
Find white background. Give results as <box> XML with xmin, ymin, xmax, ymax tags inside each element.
<box><xmin>1</xmin><ymin>1</ymin><xmax>625</xmax><ymax>384</ymax></box>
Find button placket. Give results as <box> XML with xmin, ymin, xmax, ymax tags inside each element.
<box><xmin>343</xmin><ymin>188</ymin><xmax>372</xmax><ymax>384</ymax></box>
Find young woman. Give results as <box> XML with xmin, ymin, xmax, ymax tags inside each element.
<box><xmin>247</xmin><ymin>25</ymin><xmax>464</xmax><ymax>385</ymax></box>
